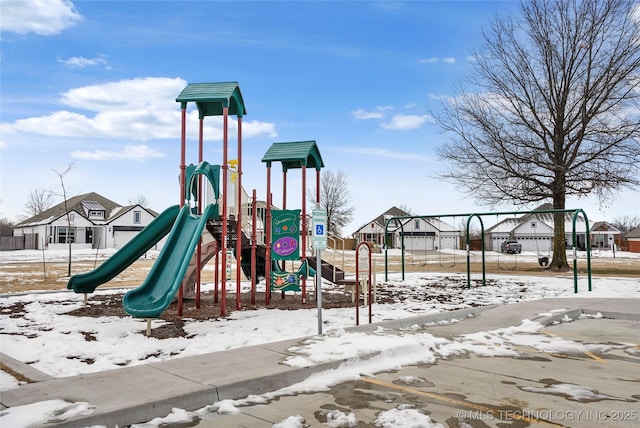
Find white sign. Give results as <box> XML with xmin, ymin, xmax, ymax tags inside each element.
<box><xmin>312</xmin><ymin>208</ymin><xmax>327</xmax><ymax>250</ymax></box>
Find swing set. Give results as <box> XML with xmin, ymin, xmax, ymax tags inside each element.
<box><xmin>384</xmin><ymin>208</ymin><xmax>593</xmax><ymax>294</ymax></box>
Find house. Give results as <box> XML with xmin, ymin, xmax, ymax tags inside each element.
<box><xmin>625</xmin><ymin>226</ymin><xmax>640</xmax><ymax>253</ymax></box>
<box><xmin>354</xmin><ymin>207</ymin><xmax>461</xmax><ymax>250</ymax></box>
<box><xmin>11</xmin><ymin>192</ymin><xmax>159</xmax><ymax>250</ymax></box>
<box><xmin>354</xmin><ymin>206</ymin><xmax>410</xmax><ymax>248</ymax></box>
<box><xmin>484</xmin><ymin>204</ymin><xmax>620</xmax><ymax>252</ymax></box>
<box><xmin>391</xmin><ymin>217</ymin><xmax>461</xmax><ymax>251</ymax></box>
<box><xmin>590</xmin><ymin>221</ymin><xmax>623</xmax><ymax>249</ymax></box>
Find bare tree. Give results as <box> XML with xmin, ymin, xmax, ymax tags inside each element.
<box><xmin>0</xmin><ymin>217</ymin><xmax>14</xmax><ymax>236</ymax></box>
<box><xmin>612</xmin><ymin>215</ymin><xmax>640</xmax><ymax>234</ymax></box>
<box><xmin>307</xmin><ymin>169</ymin><xmax>354</xmax><ymax>236</ymax></box>
<box><xmin>24</xmin><ymin>188</ymin><xmax>55</xmax><ymax>217</ymax></box>
<box><xmin>434</xmin><ymin>0</ymin><xmax>640</xmax><ymax>270</ymax></box>
<box><xmin>398</xmin><ymin>205</ymin><xmax>414</xmax><ymax>216</ymax></box>
<box><xmin>52</xmin><ymin>163</ymin><xmax>75</xmax><ymax>277</ymax></box>
<box><xmin>458</xmin><ymin>219</ymin><xmax>482</xmax><ymax>241</ymax></box>
<box><xmin>128</xmin><ymin>194</ymin><xmax>149</xmax><ymax>207</ymax></box>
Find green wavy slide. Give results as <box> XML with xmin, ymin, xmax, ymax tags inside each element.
<box><xmin>123</xmin><ymin>203</ymin><xmax>218</xmax><ymax>318</ymax></box>
<box><xmin>67</xmin><ymin>205</ymin><xmax>181</xmax><ymax>294</ymax></box>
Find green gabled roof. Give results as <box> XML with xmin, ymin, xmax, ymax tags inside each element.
<box><xmin>176</xmin><ymin>82</ymin><xmax>246</xmax><ymax>118</ymax></box>
<box><xmin>261</xmin><ymin>140</ymin><xmax>325</xmax><ymax>172</ymax></box>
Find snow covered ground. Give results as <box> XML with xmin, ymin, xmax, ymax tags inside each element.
<box><xmin>0</xmin><ymin>248</ymin><xmax>638</xmax><ymax>427</ymax></box>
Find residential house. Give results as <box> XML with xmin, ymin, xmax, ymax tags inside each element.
<box><xmin>625</xmin><ymin>227</ymin><xmax>640</xmax><ymax>253</ymax></box>
<box><xmin>392</xmin><ymin>217</ymin><xmax>461</xmax><ymax>251</ymax></box>
<box><xmin>12</xmin><ymin>192</ymin><xmax>159</xmax><ymax>250</ymax></box>
<box><xmin>354</xmin><ymin>206</ymin><xmax>410</xmax><ymax>248</ymax></box>
<box><xmin>484</xmin><ymin>204</ymin><xmax>619</xmax><ymax>253</ymax></box>
<box><xmin>354</xmin><ymin>207</ymin><xmax>461</xmax><ymax>250</ymax></box>
<box><xmin>590</xmin><ymin>221</ymin><xmax>623</xmax><ymax>249</ymax></box>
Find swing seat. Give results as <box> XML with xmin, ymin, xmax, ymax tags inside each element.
<box><xmin>538</xmin><ymin>256</ymin><xmax>550</xmax><ymax>267</ymax></box>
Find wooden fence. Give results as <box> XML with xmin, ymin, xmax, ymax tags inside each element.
<box><xmin>0</xmin><ymin>234</ymin><xmax>39</xmax><ymax>251</ymax></box>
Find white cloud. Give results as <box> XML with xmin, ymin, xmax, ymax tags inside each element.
<box><xmin>71</xmin><ymin>145</ymin><xmax>165</xmax><ymax>161</ymax></box>
<box><xmin>351</xmin><ymin>106</ymin><xmax>392</xmax><ymax>120</ymax></box>
<box><xmin>0</xmin><ymin>139</ymin><xmax>6</xmax><ymax>150</ymax></box>
<box><xmin>2</xmin><ymin>77</ymin><xmax>278</xmax><ymax>142</ymax></box>
<box><xmin>381</xmin><ymin>114</ymin><xmax>433</xmax><ymax>131</ymax></box>
<box><xmin>58</xmin><ymin>55</ymin><xmax>108</xmax><ymax>69</ymax></box>
<box><xmin>419</xmin><ymin>56</ymin><xmax>457</xmax><ymax>64</ymax></box>
<box><xmin>0</xmin><ymin>0</ymin><xmax>81</xmax><ymax>36</ymax></box>
<box><xmin>60</xmin><ymin>76</ymin><xmax>186</xmax><ymax>112</ymax></box>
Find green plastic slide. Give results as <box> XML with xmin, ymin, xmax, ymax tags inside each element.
<box><xmin>67</xmin><ymin>205</ymin><xmax>181</xmax><ymax>294</ymax></box>
<box><xmin>123</xmin><ymin>203</ymin><xmax>218</xmax><ymax>318</ymax></box>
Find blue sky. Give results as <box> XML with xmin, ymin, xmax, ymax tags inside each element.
<box><xmin>1</xmin><ymin>0</ymin><xmax>638</xmax><ymax>234</ymax></box>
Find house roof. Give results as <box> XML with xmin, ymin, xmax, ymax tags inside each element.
<box><xmin>591</xmin><ymin>221</ymin><xmax>622</xmax><ymax>234</ymax></box>
<box><xmin>355</xmin><ymin>206</ymin><xmax>410</xmax><ymax>232</ymax></box>
<box><xmin>15</xmin><ymin>192</ymin><xmax>123</xmax><ymax>227</ymax></box>
<box><xmin>175</xmin><ymin>82</ymin><xmax>246</xmax><ymax>118</ymax></box>
<box><xmin>626</xmin><ymin>226</ymin><xmax>640</xmax><ymax>239</ymax></box>
<box><xmin>261</xmin><ymin>141</ymin><xmax>324</xmax><ymax>172</ymax></box>
<box><xmin>485</xmin><ymin>203</ymin><xmax>595</xmax><ymax>235</ymax></box>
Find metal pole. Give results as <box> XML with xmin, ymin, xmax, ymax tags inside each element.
<box><xmin>316</xmin><ymin>248</ymin><xmax>322</xmax><ymax>334</ymax></box>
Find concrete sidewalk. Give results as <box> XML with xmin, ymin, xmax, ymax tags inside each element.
<box><xmin>1</xmin><ymin>297</ymin><xmax>638</xmax><ymax>427</ymax></box>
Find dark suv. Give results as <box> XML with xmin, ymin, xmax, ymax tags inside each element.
<box><xmin>500</xmin><ymin>240</ymin><xmax>522</xmax><ymax>254</ymax></box>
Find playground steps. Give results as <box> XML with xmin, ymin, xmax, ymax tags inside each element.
<box><xmin>305</xmin><ymin>257</ymin><xmax>346</xmax><ymax>284</ymax></box>
<box><xmin>206</xmin><ymin>217</ymin><xmax>250</xmax><ymax>249</ymax></box>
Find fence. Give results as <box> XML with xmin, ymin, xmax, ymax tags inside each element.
<box><xmin>0</xmin><ymin>234</ymin><xmax>39</xmax><ymax>251</ymax></box>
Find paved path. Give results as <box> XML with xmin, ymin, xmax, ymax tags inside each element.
<box><xmin>1</xmin><ymin>298</ymin><xmax>638</xmax><ymax>427</ymax></box>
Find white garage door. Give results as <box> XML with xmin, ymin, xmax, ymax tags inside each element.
<box><xmin>113</xmin><ymin>231</ymin><xmax>138</xmax><ymax>249</ymax></box>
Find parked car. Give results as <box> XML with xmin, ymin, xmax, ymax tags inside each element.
<box><xmin>500</xmin><ymin>240</ymin><xmax>522</xmax><ymax>254</ymax></box>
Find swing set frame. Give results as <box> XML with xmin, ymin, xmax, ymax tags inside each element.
<box><xmin>383</xmin><ymin>208</ymin><xmax>593</xmax><ymax>294</ymax></box>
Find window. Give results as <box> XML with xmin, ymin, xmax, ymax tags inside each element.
<box><xmin>88</xmin><ymin>210</ymin><xmax>104</xmax><ymax>219</ymax></box>
<box><xmin>57</xmin><ymin>227</ymin><xmax>76</xmax><ymax>243</ymax></box>
<box><xmin>414</xmin><ymin>220</ymin><xmax>420</xmax><ymax>230</ymax></box>
<box><xmin>133</xmin><ymin>210</ymin><xmax>141</xmax><ymax>224</ymax></box>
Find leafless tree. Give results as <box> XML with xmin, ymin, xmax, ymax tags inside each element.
<box><xmin>612</xmin><ymin>215</ymin><xmax>640</xmax><ymax>234</ymax></box>
<box><xmin>398</xmin><ymin>205</ymin><xmax>414</xmax><ymax>216</ymax></box>
<box><xmin>307</xmin><ymin>169</ymin><xmax>354</xmax><ymax>236</ymax></box>
<box><xmin>0</xmin><ymin>217</ymin><xmax>14</xmax><ymax>236</ymax></box>
<box><xmin>458</xmin><ymin>219</ymin><xmax>482</xmax><ymax>241</ymax></box>
<box><xmin>434</xmin><ymin>0</ymin><xmax>640</xmax><ymax>270</ymax></box>
<box><xmin>52</xmin><ymin>163</ymin><xmax>75</xmax><ymax>277</ymax></box>
<box><xmin>128</xmin><ymin>194</ymin><xmax>149</xmax><ymax>207</ymax></box>
<box><xmin>24</xmin><ymin>188</ymin><xmax>55</xmax><ymax>217</ymax></box>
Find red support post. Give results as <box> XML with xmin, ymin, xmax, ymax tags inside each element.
<box><xmin>177</xmin><ymin>107</ymin><xmax>188</xmax><ymax>316</ymax></box>
<box><xmin>236</xmin><ymin>116</ymin><xmax>243</xmax><ymax>310</ymax></box>
<box><xmin>196</xmin><ymin>117</ymin><xmax>204</xmax><ymax>309</ymax></box>
<box><xmin>251</xmin><ymin>189</ymin><xmax>257</xmax><ymax>305</ymax></box>
<box><xmin>220</xmin><ymin>107</ymin><xmax>229</xmax><ymax>317</ymax></box>
<box><xmin>265</xmin><ymin>168</ymin><xmax>272</xmax><ymax>305</ymax></box>
<box><xmin>301</xmin><ymin>165</ymin><xmax>307</xmax><ymax>304</ymax></box>
<box><xmin>179</xmin><ymin>107</ymin><xmax>187</xmax><ymax>207</ymax></box>
<box><xmin>282</xmin><ymin>170</ymin><xmax>287</xmax><ymax>210</ymax></box>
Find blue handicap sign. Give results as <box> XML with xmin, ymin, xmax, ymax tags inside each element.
<box><xmin>316</xmin><ymin>225</ymin><xmax>324</xmax><ymax>235</ymax></box>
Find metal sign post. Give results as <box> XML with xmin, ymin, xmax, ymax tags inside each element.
<box><xmin>312</xmin><ymin>208</ymin><xmax>327</xmax><ymax>334</ymax></box>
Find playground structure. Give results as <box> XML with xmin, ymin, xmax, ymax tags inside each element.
<box><xmin>261</xmin><ymin>141</ymin><xmax>324</xmax><ymax>305</ymax></box>
<box><xmin>383</xmin><ymin>208</ymin><xmax>593</xmax><ymax>294</ymax></box>
<box><xmin>67</xmin><ymin>82</ymin><xmax>331</xmax><ymax>320</ymax></box>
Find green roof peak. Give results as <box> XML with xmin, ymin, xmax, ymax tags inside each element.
<box><xmin>176</xmin><ymin>82</ymin><xmax>246</xmax><ymax>118</ymax></box>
